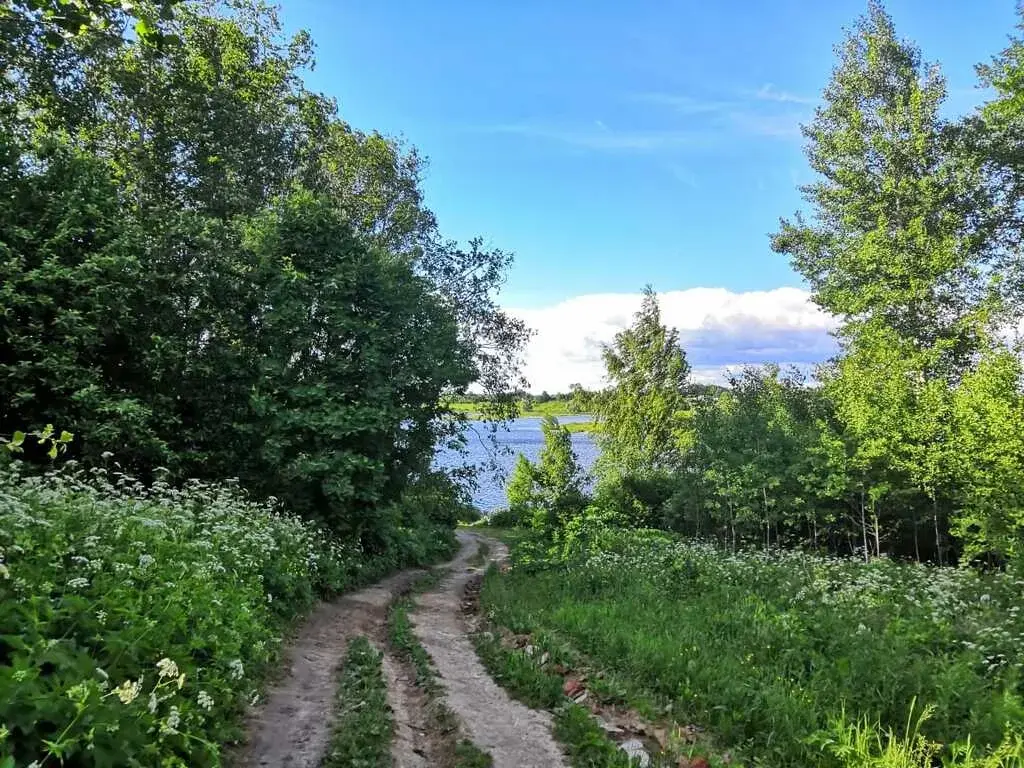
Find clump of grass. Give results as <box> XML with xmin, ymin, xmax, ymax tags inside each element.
<box><xmin>819</xmin><ymin>707</ymin><xmax>1024</xmax><ymax>767</ymax></box>
<box><xmin>468</xmin><ymin>538</ymin><xmax>492</xmax><ymax>569</ymax></box>
<box><xmin>453</xmin><ymin>740</ymin><xmax>494</xmax><ymax>767</ymax></box>
<box><xmin>321</xmin><ymin>636</ymin><xmax>391</xmax><ymax>768</ymax></box>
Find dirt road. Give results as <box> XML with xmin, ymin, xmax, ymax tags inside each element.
<box><xmin>234</xmin><ymin>531</ymin><xmax>567</xmax><ymax>768</ymax></box>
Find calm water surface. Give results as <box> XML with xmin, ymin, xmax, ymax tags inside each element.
<box><xmin>434</xmin><ymin>416</ymin><xmax>599</xmax><ymax>512</ymax></box>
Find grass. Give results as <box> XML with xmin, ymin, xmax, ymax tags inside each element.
<box><xmin>479</xmin><ymin>529</ymin><xmax>1024</xmax><ymax>768</ymax></box>
<box><xmin>321</xmin><ymin>636</ymin><xmax>392</xmax><ymax>768</ymax></box>
<box><xmin>563</xmin><ymin>420</ymin><xmax>600</xmax><ymax>434</ymax></box>
<box><xmin>470</xmin><ymin>625</ymin><xmax>635</xmax><ymax>767</ymax></box>
<box><xmin>468</xmin><ymin>538</ymin><xmax>492</xmax><ymax>568</ymax></box>
<box><xmin>387</xmin><ymin>575</ymin><xmax>493</xmax><ymax>768</ymax></box>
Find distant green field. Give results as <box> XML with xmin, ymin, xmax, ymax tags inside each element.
<box><xmin>563</xmin><ymin>420</ymin><xmax>599</xmax><ymax>434</ymax></box>
<box><xmin>445</xmin><ymin>397</ymin><xmax>593</xmax><ymax>419</ymax></box>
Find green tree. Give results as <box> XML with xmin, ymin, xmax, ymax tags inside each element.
<box><xmin>771</xmin><ymin>2</ymin><xmax>991</xmax><ymax>366</ymax></box>
<box><xmin>506</xmin><ymin>453</ymin><xmax>539</xmax><ymax>524</ymax></box>
<box><xmin>0</xmin><ymin>0</ymin><xmax>525</xmax><ymax>547</ymax></box>
<box><xmin>950</xmin><ymin>348</ymin><xmax>1024</xmax><ymax>562</ymax></box>
<box><xmin>534</xmin><ymin>416</ymin><xmax>586</xmax><ymax>533</ymax></box>
<box><xmin>597</xmin><ymin>286</ymin><xmax>691</xmax><ymax>477</ymax></box>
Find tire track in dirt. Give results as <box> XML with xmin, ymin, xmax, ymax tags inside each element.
<box><xmin>232</xmin><ymin>548</ymin><xmax>463</xmax><ymax>768</ymax></box>
<box><xmin>411</xmin><ymin>532</ymin><xmax>569</xmax><ymax>768</ymax></box>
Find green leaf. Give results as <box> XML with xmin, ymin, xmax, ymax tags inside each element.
<box><xmin>11</xmin><ymin>431</ymin><xmax>25</xmax><ymax>447</ymax></box>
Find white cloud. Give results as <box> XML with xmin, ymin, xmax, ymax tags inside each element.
<box><xmin>506</xmin><ymin>287</ymin><xmax>839</xmax><ymax>393</ymax></box>
<box><xmin>753</xmin><ymin>83</ymin><xmax>816</xmax><ymax>105</ymax></box>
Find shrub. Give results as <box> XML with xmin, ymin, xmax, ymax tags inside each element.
<box><xmin>0</xmin><ymin>463</ymin><xmax>448</xmax><ymax>766</ymax></box>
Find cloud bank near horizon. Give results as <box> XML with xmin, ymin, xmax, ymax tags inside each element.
<box><xmin>506</xmin><ymin>287</ymin><xmax>839</xmax><ymax>393</ymax></box>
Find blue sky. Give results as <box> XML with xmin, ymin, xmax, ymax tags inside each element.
<box><xmin>280</xmin><ymin>1</ymin><xmax>1019</xmax><ymax>390</ymax></box>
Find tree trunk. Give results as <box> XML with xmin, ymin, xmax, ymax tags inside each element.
<box><xmin>913</xmin><ymin>514</ymin><xmax>920</xmax><ymax>562</ymax></box>
<box><xmin>860</xmin><ymin>490</ymin><xmax>869</xmax><ymax>563</ymax></box>
<box><xmin>933</xmin><ymin>496</ymin><xmax>943</xmax><ymax>566</ymax></box>
<box><xmin>762</xmin><ymin>486</ymin><xmax>770</xmax><ymax>552</ymax></box>
<box><xmin>872</xmin><ymin>502</ymin><xmax>881</xmax><ymax>558</ymax></box>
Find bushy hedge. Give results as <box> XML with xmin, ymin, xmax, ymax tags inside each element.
<box><xmin>0</xmin><ymin>464</ymin><xmax>455</xmax><ymax>767</ymax></box>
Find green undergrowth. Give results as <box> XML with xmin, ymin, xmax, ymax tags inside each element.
<box><xmin>480</xmin><ymin>528</ymin><xmax>1024</xmax><ymax>767</ymax></box>
<box><xmin>321</xmin><ymin>636</ymin><xmax>391</xmax><ymax>768</ymax></box>
<box><xmin>0</xmin><ymin>464</ymin><xmax>456</xmax><ymax>767</ymax></box>
<box><xmin>386</xmin><ymin>574</ymin><xmax>493</xmax><ymax>768</ymax></box>
<box><xmin>472</xmin><ymin>596</ymin><xmax>729</xmax><ymax>766</ymax></box>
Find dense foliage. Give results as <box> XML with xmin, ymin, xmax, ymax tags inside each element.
<box><xmin>0</xmin><ymin>0</ymin><xmax>526</xmax><ymax>543</ymax></box>
<box><xmin>0</xmin><ymin>463</ymin><xmax>455</xmax><ymax>766</ymax></box>
<box><xmin>1</xmin><ymin>0</ymin><xmax>522</xmax><ymax>764</ymax></box>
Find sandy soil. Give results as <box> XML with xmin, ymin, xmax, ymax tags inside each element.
<box><xmin>411</xmin><ymin>533</ymin><xmax>569</xmax><ymax>768</ymax></box>
<box><xmin>232</xmin><ymin>568</ymin><xmax>425</xmax><ymax>768</ymax></box>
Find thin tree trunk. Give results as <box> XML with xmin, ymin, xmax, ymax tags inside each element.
<box><xmin>860</xmin><ymin>490</ymin><xmax>869</xmax><ymax>562</ymax></box>
<box><xmin>812</xmin><ymin>517</ymin><xmax>818</xmax><ymax>550</ymax></box>
<box><xmin>872</xmin><ymin>502</ymin><xmax>881</xmax><ymax>558</ymax></box>
<box><xmin>913</xmin><ymin>514</ymin><xmax>921</xmax><ymax>563</ymax></box>
<box><xmin>933</xmin><ymin>496</ymin><xmax>943</xmax><ymax>566</ymax></box>
<box><xmin>762</xmin><ymin>486</ymin><xmax>770</xmax><ymax>552</ymax></box>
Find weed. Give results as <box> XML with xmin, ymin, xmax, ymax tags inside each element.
<box><xmin>321</xmin><ymin>636</ymin><xmax>392</xmax><ymax>768</ymax></box>
<box><xmin>471</xmin><ymin>623</ymin><xmax>644</xmax><ymax>767</ymax></box>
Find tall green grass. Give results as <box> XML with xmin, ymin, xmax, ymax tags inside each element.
<box><xmin>481</xmin><ymin>530</ymin><xmax>1024</xmax><ymax>767</ymax></box>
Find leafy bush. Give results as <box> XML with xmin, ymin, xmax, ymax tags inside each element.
<box><xmin>483</xmin><ymin>529</ymin><xmax>1024</xmax><ymax>767</ymax></box>
<box><xmin>0</xmin><ymin>463</ymin><xmax>451</xmax><ymax>766</ymax></box>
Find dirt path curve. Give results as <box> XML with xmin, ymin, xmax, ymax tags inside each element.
<box><xmin>233</xmin><ymin>561</ymin><xmax>439</xmax><ymax>768</ymax></box>
<box><xmin>411</xmin><ymin>531</ymin><xmax>569</xmax><ymax>768</ymax></box>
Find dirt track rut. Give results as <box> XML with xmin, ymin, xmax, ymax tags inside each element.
<box><xmin>411</xmin><ymin>533</ymin><xmax>568</xmax><ymax>768</ymax></box>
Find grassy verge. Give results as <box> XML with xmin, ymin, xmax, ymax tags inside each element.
<box><xmin>387</xmin><ymin>576</ymin><xmax>493</xmax><ymax>768</ymax></box>
<box><xmin>470</xmin><ymin>624</ymin><xmax>641</xmax><ymax>767</ymax></box>
<box><xmin>321</xmin><ymin>636</ymin><xmax>391</xmax><ymax>768</ymax></box>
<box><xmin>479</xmin><ymin>529</ymin><xmax>1024</xmax><ymax>768</ymax></box>
<box><xmin>563</xmin><ymin>420</ymin><xmax>600</xmax><ymax>434</ymax></box>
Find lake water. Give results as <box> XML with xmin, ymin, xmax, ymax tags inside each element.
<box><xmin>434</xmin><ymin>416</ymin><xmax>599</xmax><ymax>512</ymax></box>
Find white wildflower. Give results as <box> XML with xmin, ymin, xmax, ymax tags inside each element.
<box><xmin>161</xmin><ymin>706</ymin><xmax>181</xmax><ymax>734</ymax></box>
<box><xmin>114</xmin><ymin>679</ymin><xmax>142</xmax><ymax>705</ymax></box>
<box><xmin>67</xmin><ymin>577</ymin><xmax>89</xmax><ymax>590</ymax></box>
<box><xmin>156</xmin><ymin>657</ymin><xmax>178</xmax><ymax>679</ymax></box>
<box><xmin>228</xmin><ymin>659</ymin><xmax>244</xmax><ymax>680</ymax></box>
<box><xmin>197</xmin><ymin>690</ymin><xmax>214</xmax><ymax>711</ymax></box>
